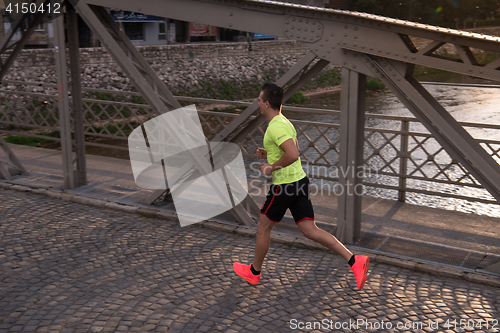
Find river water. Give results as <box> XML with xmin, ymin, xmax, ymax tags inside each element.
<box><xmin>291</xmin><ymin>76</ymin><xmax>500</xmax><ymax>218</ymax></box>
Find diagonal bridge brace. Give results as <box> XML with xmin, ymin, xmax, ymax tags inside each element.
<box><xmin>0</xmin><ymin>0</ymin><xmax>47</xmax><ymax>77</ymax></box>
<box><xmin>361</xmin><ymin>55</ymin><xmax>500</xmax><ymax>204</ymax></box>
<box><xmin>70</xmin><ymin>0</ymin><xmax>259</xmax><ymax>225</ymax></box>
<box><xmin>143</xmin><ymin>51</ymin><xmax>329</xmax><ymax>218</ymax></box>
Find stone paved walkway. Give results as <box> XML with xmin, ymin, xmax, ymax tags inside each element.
<box><xmin>1</xmin><ymin>189</ymin><xmax>499</xmax><ymax>333</ymax></box>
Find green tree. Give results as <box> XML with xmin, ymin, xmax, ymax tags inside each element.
<box><xmin>348</xmin><ymin>0</ymin><xmax>500</xmax><ymax>29</ymax></box>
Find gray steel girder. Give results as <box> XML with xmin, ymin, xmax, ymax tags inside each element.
<box><xmin>69</xmin><ymin>0</ymin><xmax>258</xmax><ymax>225</ymax></box>
<box><xmin>143</xmin><ymin>51</ymin><xmax>322</xmax><ymax>209</ymax></box>
<box><xmin>87</xmin><ymin>0</ymin><xmax>500</xmax><ymax>82</ymax></box>
<box><xmin>346</xmin><ymin>53</ymin><xmax>500</xmax><ymax>203</ymax></box>
<box><xmin>54</xmin><ymin>5</ymin><xmax>75</xmax><ymax>190</ymax></box>
<box><xmin>337</xmin><ymin>68</ymin><xmax>365</xmax><ymax>244</ymax></box>
<box><xmin>0</xmin><ymin>1</ymin><xmax>48</xmax><ymax>81</ymax></box>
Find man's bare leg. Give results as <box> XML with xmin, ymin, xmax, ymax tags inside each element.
<box><xmin>252</xmin><ymin>214</ymin><xmax>276</xmax><ymax>271</ymax></box>
<box><xmin>297</xmin><ymin>219</ymin><xmax>352</xmax><ymax>261</ymax></box>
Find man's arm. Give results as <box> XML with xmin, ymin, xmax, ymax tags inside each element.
<box><xmin>261</xmin><ymin>138</ymin><xmax>298</xmax><ymax>175</ymax></box>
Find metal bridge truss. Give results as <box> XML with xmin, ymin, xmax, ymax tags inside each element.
<box><xmin>1</xmin><ymin>0</ymin><xmax>500</xmax><ymax>243</ymax></box>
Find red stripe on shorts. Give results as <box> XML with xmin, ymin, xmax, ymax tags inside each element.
<box><xmin>263</xmin><ymin>185</ymin><xmax>279</xmax><ymax>215</ymax></box>
<box><xmin>296</xmin><ymin>217</ymin><xmax>314</xmax><ymax>224</ymax></box>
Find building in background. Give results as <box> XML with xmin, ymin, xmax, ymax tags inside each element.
<box><xmin>110</xmin><ymin>11</ymin><xmax>167</xmax><ymax>47</ymax></box>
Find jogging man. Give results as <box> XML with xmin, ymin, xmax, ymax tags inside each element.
<box><xmin>233</xmin><ymin>83</ymin><xmax>370</xmax><ymax>289</ymax></box>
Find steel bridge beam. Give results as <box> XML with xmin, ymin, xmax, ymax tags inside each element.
<box><xmin>87</xmin><ymin>0</ymin><xmax>500</xmax><ymax>83</ymax></box>
<box><xmin>347</xmin><ymin>54</ymin><xmax>500</xmax><ymax>203</ymax></box>
<box><xmin>337</xmin><ymin>68</ymin><xmax>365</xmax><ymax>244</ymax></box>
<box><xmin>53</xmin><ymin>1</ymin><xmax>75</xmax><ymax>189</ymax></box>
<box><xmin>0</xmin><ymin>2</ymin><xmax>47</xmax><ymax>81</ymax></box>
<box><xmin>143</xmin><ymin>51</ymin><xmax>325</xmax><ymax>214</ymax></box>
<box><xmin>67</xmin><ymin>4</ymin><xmax>87</xmax><ymax>187</ymax></box>
<box><xmin>70</xmin><ymin>0</ymin><xmax>259</xmax><ymax>226</ymax></box>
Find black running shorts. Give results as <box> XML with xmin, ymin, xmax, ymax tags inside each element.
<box><xmin>260</xmin><ymin>176</ymin><xmax>314</xmax><ymax>224</ymax></box>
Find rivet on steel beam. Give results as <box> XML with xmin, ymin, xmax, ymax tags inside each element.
<box><xmin>292</xmin><ymin>17</ymin><xmax>296</xmax><ymax>22</ymax></box>
<box><xmin>354</xmin><ymin>26</ymin><xmax>358</xmax><ymax>31</ymax></box>
<box><xmin>304</xmin><ymin>28</ymin><xmax>308</xmax><ymax>32</ymax></box>
<box><xmin>230</xmin><ymin>12</ymin><xmax>233</xmax><ymax>16</ymax></box>
<box><xmin>285</xmin><ymin>29</ymin><xmax>288</xmax><ymax>32</ymax></box>
<box><xmin>344</xmin><ymin>25</ymin><xmax>348</xmax><ymax>29</ymax></box>
<box><xmin>344</xmin><ymin>33</ymin><xmax>348</xmax><ymax>37</ymax></box>
<box><xmin>310</xmin><ymin>37</ymin><xmax>314</xmax><ymax>41</ymax></box>
<box><xmin>306</xmin><ymin>19</ymin><xmax>309</xmax><ymax>24</ymax></box>
<box><xmin>299</xmin><ymin>18</ymin><xmax>302</xmax><ymax>22</ymax></box>
<box><xmin>353</xmin><ymin>65</ymin><xmax>357</xmax><ymax>69</ymax></box>
<box><xmin>291</xmin><ymin>25</ymin><xmax>295</xmax><ymax>29</ymax></box>
<box><xmin>312</xmin><ymin>21</ymin><xmax>316</xmax><ymax>25</ymax></box>
<box><xmin>343</xmin><ymin>61</ymin><xmax>347</xmax><ymax>65</ymax></box>
<box><xmin>229</xmin><ymin>23</ymin><xmax>232</xmax><ymax>27</ymax></box>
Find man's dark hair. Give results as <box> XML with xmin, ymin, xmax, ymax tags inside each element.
<box><xmin>261</xmin><ymin>83</ymin><xmax>283</xmax><ymax>110</ymax></box>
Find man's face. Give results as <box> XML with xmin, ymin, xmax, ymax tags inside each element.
<box><xmin>258</xmin><ymin>91</ymin><xmax>268</xmax><ymax>115</ymax></box>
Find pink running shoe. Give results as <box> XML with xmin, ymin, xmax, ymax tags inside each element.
<box><xmin>350</xmin><ymin>255</ymin><xmax>370</xmax><ymax>290</ymax></box>
<box><xmin>233</xmin><ymin>262</ymin><xmax>260</xmax><ymax>285</ymax></box>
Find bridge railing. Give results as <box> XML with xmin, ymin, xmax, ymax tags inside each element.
<box><xmin>0</xmin><ymin>81</ymin><xmax>499</xmax><ymax>207</ymax></box>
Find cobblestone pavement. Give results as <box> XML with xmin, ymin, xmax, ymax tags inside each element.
<box><xmin>1</xmin><ymin>189</ymin><xmax>499</xmax><ymax>333</ymax></box>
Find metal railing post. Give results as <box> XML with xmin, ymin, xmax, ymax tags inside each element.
<box><xmin>398</xmin><ymin>119</ymin><xmax>410</xmax><ymax>202</ymax></box>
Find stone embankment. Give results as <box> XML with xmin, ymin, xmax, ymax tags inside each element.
<box><xmin>2</xmin><ymin>40</ymin><xmax>340</xmax><ymax>99</ymax></box>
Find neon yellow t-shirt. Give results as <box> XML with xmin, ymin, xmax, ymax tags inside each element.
<box><xmin>263</xmin><ymin>114</ymin><xmax>306</xmax><ymax>184</ymax></box>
